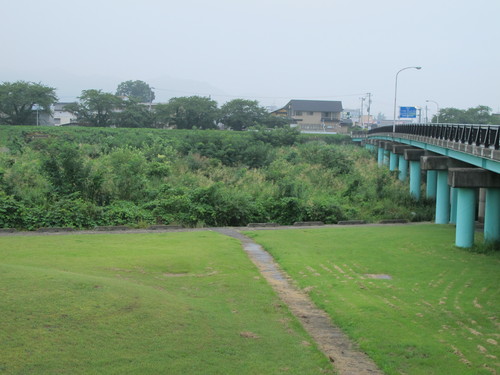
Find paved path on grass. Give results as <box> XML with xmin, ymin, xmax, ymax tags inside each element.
<box><xmin>213</xmin><ymin>228</ymin><xmax>383</xmax><ymax>375</ymax></box>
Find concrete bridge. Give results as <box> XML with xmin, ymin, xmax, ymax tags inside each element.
<box><xmin>352</xmin><ymin>123</ymin><xmax>500</xmax><ymax>248</ymax></box>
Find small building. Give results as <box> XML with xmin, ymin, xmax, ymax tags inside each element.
<box><xmin>273</xmin><ymin>99</ymin><xmax>344</xmax><ymax>133</ymax></box>
<box><xmin>51</xmin><ymin>102</ymin><xmax>77</xmax><ymax>126</ymax></box>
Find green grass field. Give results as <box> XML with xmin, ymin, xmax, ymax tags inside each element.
<box><xmin>245</xmin><ymin>224</ymin><xmax>500</xmax><ymax>375</ymax></box>
<box><xmin>0</xmin><ymin>232</ymin><xmax>333</xmax><ymax>375</ymax></box>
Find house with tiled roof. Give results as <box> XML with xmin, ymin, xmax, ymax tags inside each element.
<box><xmin>272</xmin><ymin>99</ymin><xmax>345</xmax><ymax>133</ymax></box>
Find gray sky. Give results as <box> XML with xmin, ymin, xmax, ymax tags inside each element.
<box><xmin>2</xmin><ymin>0</ymin><xmax>499</xmax><ymax>119</ymax></box>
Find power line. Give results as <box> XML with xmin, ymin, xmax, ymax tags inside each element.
<box><xmin>152</xmin><ymin>86</ymin><xmax>369</xmax><ymax>101</ymax></box>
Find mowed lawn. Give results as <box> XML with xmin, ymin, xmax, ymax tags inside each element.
<box><xmin>0</xmin><ymin>232</ymin><xmax>333</xmax><ymax>375</ymax></box>
<box><xmin>246</xmin><ymin>224</ymin><xmax>500</xmax><ymax>375</ymax></box>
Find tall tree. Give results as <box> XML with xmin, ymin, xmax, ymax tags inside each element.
<box><xmin>115</xmin><ymin>99</ymin><xmax>155</xmax><ymax>128</ymax></box>
<box><xmin>219</xmin><ymin>99</ymin><xmax>267</xmax><ymax>131</ymax></box>
<box><xmin>0</xmin><ymin>81</ymin><xmax>57</xmax><ymax>125</ymax></box>
<box><xmin>155</xmin><ymin>96</ymin><xmax>218</xmax><ymax>129</ymax></box>
<box><xmin>116</xmin><ymin>80</ymin><xmax>155</xmax><ymax>103</ymax></box>
<box><xmin>65</xmin><ymin>90</ymin><xmax>123</xmax><ymax>127</ymax></box>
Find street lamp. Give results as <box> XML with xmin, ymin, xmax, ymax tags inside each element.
<box><xmin>426</xmin><ymin>100</ymin><xmax>439</xmax><ymax>123</ymax></box>
<box><xmin>393</xmin><ymin>66</ymin><xmax>422</xmax><ymax>133</ymax></box>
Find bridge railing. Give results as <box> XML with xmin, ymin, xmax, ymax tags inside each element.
<box><xmin>361</xmin><ymin>123</ymin><xmax>500</xmax><ymax>150</ymax></box>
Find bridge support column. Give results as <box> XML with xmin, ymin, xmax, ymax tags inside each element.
<box><xmin>393</xmin><ymin>145</ymin><xmax>412</xmax><ymax>181</ymax></box>
<box><xmin>435</xmin><ymin>170</ymin><xmax>450</xmax><ymax>224</ymax></box>
<box><xmin>426</xmin><ymin>170</ymin><xmax>437</xmax><ymax>199</ymax></box>
<box><xmin>455</xmin><ymin>188</ymin><xmax>477</xmax><ymax>248</ymax></box>
<box><xmin>389</xmin><ymin>152</ymin><xmax>398</xmax><ymax>171</ymax></box>
<box><xmin>398</xmin><ymin>157</ymin><xmax>408</xmax><ymax>181</ymax></box>
<box><xmin>421</xmin><ymin>156</ymin><xmax>471</xmax><ymax>225</ymax></box>
<box><xmin>449</xmin><ymin>168</ymin><xmax>500</xmax><ymax>248</ymax></box>
<box><xmin>409</xmin><ymin>161</ymin><xmax>421</xmax><ymax>200</ymax></box>
<box><xmin>384</xmin><ymin>149</ymin><xmax>390</xmax><ymax>167</ymax></box>
<box><xmin>485</xmin><ymin>188</ymin><xmax>500</xmax><ymax>243</ymax></box>
<box><xmin>405</xmin><ymin>149</ymin><xmax>426</xmax><ymax>200</ymax></box>
<box><xmin>450</xmin><ymin>188</ymin><xmax>457</xmax><ymax>224</ymax></box>
<box><xmin>377</xmin><ymin>147</ymin><xmax>384</xmax><ymax>166</ymax></box>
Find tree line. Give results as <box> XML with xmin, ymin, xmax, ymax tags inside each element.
<box><xmin>0</xmin><ymin>80</ymin><xmax>288</xmax><ymax>130</ymax></box>
<box><xmin>1</xmin><ymin>80</ymin><xmax>499</xmax><ymax>128</ymax></box>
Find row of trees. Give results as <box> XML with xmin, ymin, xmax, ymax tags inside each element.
<box><xmin>2</xmin><ymin>80</ymin><xmax>498</xmax><ymax>127</ymax></box>
<box><xmin>433</xmin><ymin>105</ymin><xmax>498</xmax><ymax>124</ymax></box>
<box><xmin>67</xmin><ymin>91</ymin><xmax>287</xmax><ymax>130</ymax></box>
<box><xmin>0</xmin><ymin>80</ymin><xmax>288</xmax><ymax>130</ymax></box>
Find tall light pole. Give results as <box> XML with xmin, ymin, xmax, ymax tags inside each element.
<box><xmin>393</xmin><ymin>66</ymin><xmax>422</xmax><ymax>133</ymax></box>
<box><xmin>426</xmin><ymin>100</ymin><xmax>439</xmax><ymax>123</ymax></box>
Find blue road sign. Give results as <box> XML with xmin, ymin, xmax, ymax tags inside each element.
<box><xmin>400</xmin><ymin>106</ymin><xmax>417</xmax><ymax>118</ymax></box>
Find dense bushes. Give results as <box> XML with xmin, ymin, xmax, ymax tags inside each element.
<box><xmin>0</xmin><ymin>126</ymin><xmax>433</xmax><ymax>229</ymax></box>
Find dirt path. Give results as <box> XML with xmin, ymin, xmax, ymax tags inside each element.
<box><xmin>213</xmin><ymin>228</ymin><xmax>383</xmax><ymax>375</ymax></box>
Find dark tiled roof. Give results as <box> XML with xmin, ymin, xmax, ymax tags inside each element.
<box><xmin>288</xmin><ymin>100</ymin><xmax>343</xmax><ymax>112</ymax></box>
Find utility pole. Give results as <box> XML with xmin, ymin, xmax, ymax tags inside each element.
<box><xmin>366</xmin><ymin>93</ymin><xmax>372</xmax><ymax>126</ymax></box>
<box><xmin>360</xmin><ymin>97</ymin><xmax>365</xmax><ymax>128</ymax></box>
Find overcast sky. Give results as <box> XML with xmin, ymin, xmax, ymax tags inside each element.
<box><xmin>2</xmin><ymin>0</ymin><xmax>499</xmax><ymax>119</ymax></box>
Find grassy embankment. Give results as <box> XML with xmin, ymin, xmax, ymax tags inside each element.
<box><xmin>246</xmin><ymin>224</ymin><xmax>500</xmax><ymax>375</ymax></box>
<box><xmin>0</xmin><ymin>231</ymin><xmax>333</xmax><ymax>375</ymax></box>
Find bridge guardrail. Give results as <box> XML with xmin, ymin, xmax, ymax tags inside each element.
<box><xmin>358</xmin><ymin>123</ymin><xmax>500</xmax><ymax>150</ymax></box>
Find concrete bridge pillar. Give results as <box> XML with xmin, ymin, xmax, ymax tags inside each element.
<box><xmin>436</xmin><ymin>170</ymin><xmax>450</xmax><ymax>224</ymax></box>
<box><xmin>404</xmin><ymin>149</ymin><xmax>426</xmax><ymax>200</ymax></box>
<box><xmin>364</xmin><ymin>141</ymin><xmax>376</xmax><ymax>153</ymax></box>
<box><xmin>484</xmin><ymin>188</ymin><xmax>500</xmax><ymax>243</ymax></box>
<box><xmin>455</xmin><ymin>187</ymin><xmax>477</xmax><ymax>248</ymax></box>
<box><xmin>384</xmin><ymin>149</ymin><xmax>390</xmax><ymax>167</ymax></box>
<box><xmin>426</xmin><ymin>170</ymin><xmax>438</xmax><ymax>199</ymax></box>
<box><xmin>389</xmin><ymin>152</ymin><xmax>398</xmax><ymax>171</ymax></box>
<box><xmin>409</xmin><ymin>161</ymin><xmax>421</xmax><ymax>200</ymax></box>
<box><xmin>383</xmin><ymin>141</ymin><xmax>398</xmax><ymax>171</ymax></box>
<box><xmin>377</xmin><ymin>142</ymin><xmax>385</xmax><ymax>167</ymax></box>
<box><xmin>393</xmin><ymin>145</ymin><xmax>412</xmax><ymax>181</ymax></box>
<box><xmin>421</xmin><ymin>156</ymin><xmax>471</xmax><ymax>225</ymax></box>
<box><xmin>398</xmin><ymin>157</ymin><xmax>408</xmax><ymax>181</ymax></box>
<box><xmin>449</xmin><ymin>168</ymin><xmax>500</xmax><ymax>248</ymax></box>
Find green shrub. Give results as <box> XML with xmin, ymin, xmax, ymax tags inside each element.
<box><xmin>102</xmin><ymin>201</ymin><xmax>153</xmax><ymax>226</ymax></box>
<box><xmin>0</xmin><ymin>192</ymin><xmax>24</xmax><ymax>228</ymax></box>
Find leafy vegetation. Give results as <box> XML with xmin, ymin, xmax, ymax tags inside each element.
<box><xmin>0</xmin><ymin>126</ymin><xmax>433</xmax><ymax>230</ymax></box>
<box><xmin>0</xmin><ymin>81</ymin><xmax>57</xmax><ymax>125</ymax></box>
<box><xmin>0</xmin><ymin>231</ymin><xmax>334</xmax><ymax>374</ymax></box>
<box><xmin>115</xmin><ymin>79</ymin><xmax>155</xmax><ymax>103</ymax></box>
<box><xmin>434</xmin><ymin>105</ymin><xmax>499</xmax><ymax>124</ymax></box>
<box><xmin>246</xmin><ymin>225</ymin><xmax>500</xmax><ymax>375</ymax></box>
